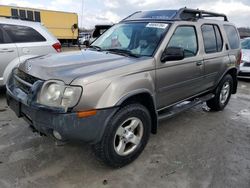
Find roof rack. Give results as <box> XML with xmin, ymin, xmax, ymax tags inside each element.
<box><xmin>176</xmin><ymin>8</ymin><xmax>228</xmax><ymax>21</ymax></box>
<box><xmin>121</xmin><ymin>8</ymin><xmax>228</xmax><ymax>22</ymax></box>
<box><xmin>0</xmin><ymin>15</ymin><xmax>35</xmax><ymax>22</ymax></box>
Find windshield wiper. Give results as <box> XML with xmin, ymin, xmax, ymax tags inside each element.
<box><xmin>105</xmin><ymin>48</ymin><xmax>140</xmax><ymax>58</ymax></box>
<box><xmin>89</xmin><ymin>45</ymin><xmax>102</xmax><ymax>51</ymax></box>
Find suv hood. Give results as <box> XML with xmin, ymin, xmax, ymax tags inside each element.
<box><xmin>18</xmin><ymin>50</ymin><xmax>142</xmax><ymax>84</ymax></box>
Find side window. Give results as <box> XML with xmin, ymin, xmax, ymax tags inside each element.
<box><xmin>201</xmin><ymin>25</ymin><xmax>217</xmax><ymax>53</ymax></box>
<box><xmin>224</xmin><ymin>25</ymin><xmax>240</xmax><ymax>49</ymax></box>
<box><xmin>214</xmin><ymin>26</ymin><xmax>223</xmax><ymax>52</ymax></box>
<box><xmin>201</xmin><ymin>24</ymin><xmax>223</xmax><ymax>54</ymax></box>
<box><xmin>34</xmin><ymin>11</ymin><xmax>41</xmax><ymax>22</ymax></box>
<box><xmin>19</xmin><ymin>9</ymin><xmax>26</xmax><ymax>19</ymax></box>
<box><xmin>0</xmin><ymin>27</ymin><xmax>4</xmax><ymax>44</ymax></box>
<box><xmin>2</xmin><ymin>25</ymin><xmax>46</xmax><ymax>43</ymax></box>
<box><xmin>167</xmin><ymin>26</ymin><xmax>198</xmax><ymax>58</ymax></box>
<box><xmin>11</xmin><ymin>9</ymin><xmax>18</xmax><ymax>18</ymax></box>
<box><xmin>27</xmin><ymin>11</ymin><xmax>34</xmax><ymax>21</ymax></box>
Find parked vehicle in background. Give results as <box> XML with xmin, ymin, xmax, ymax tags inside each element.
<box><xmin>239</xmin><ymin>37</ymin><xmax>250</xmax><ymax>78</ymax></box>
<box><xmin>78</xmin><ymin>32</ymin><xmax>91</xmax><ymax>45</ymax></box>
<box><xmin>0</xmin><ymin>17</ymin><xmax>60</xmax><ymax>86</ymax></box>
<box><xmin>0</xmin><ymin>5</ymin><xmax>78</xmax><ymax>44</ymax></box>
<box><xmin>84</xmin><ymin>24</ymin><xmax>113</xmax><ymax>46</ymax></box>
<box><xmin>6</xmin><ymin>8</ymin><xmax>241</xmax><ymax>167</ymax></box>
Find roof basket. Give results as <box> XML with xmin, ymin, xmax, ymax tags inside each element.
<box><xmin>176</xmin><ymin>8</ymin><xmax>228</xmax><ymax>21</ymax></box>
<box><xmin>121</xmin><ymin>8</ymin><xmax>228</xmax><ymax>22</ymax></box>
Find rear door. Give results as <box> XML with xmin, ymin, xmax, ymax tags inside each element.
<box><xmin>0</xmin><ymin>24</ymin><xmax>19</xmax><ymax>83</ymax></box>
<box><xmin>201</xmin><ymin>24</ymin><xmax>230</xmax><ymax>89</ymax></box>
<box><xmin>156</xmin><ymin>25</ymin><xmax>205</xmax><ymax>109</ymax></box>
<box><xmin>2</xmin><ymin>24</ymin><xmax>55</xmax><ymax>57</ymax></box>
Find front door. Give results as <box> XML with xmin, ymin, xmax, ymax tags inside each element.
<box><xmin>156</xmin><ymin>25</ymin><xmax>205</xmax><ymax>109</ymax></box>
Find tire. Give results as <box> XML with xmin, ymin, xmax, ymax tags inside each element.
<box><xmin>206</xmin><ymin>74</ymin><xmax>233</xmax><ymax>111</ymax></box>
<box><xmin>93</xmin><ymin>104</ymin><xmax>151</xmax><ymax>168</ymax></box>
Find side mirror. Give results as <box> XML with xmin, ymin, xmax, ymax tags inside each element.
<box><xmin>161</xmin><ymin>47</ymin><xmax>184</xmax><ymax>62</ymax></box>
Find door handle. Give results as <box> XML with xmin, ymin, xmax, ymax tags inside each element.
<box><xmin>196</xmin><ymin>61</ymin><xmax>203</xmax><ymax>66</ymax></box>
<box><xmin>0</xmin><ymin>49</ymin><xmax>14</xmax><ymax>53</ymax></box>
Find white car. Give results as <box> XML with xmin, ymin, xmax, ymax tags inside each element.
<box><xmin>239</xmin><ymin>37</ymin><xmax>250</xmax><ymax>78</ymax></box>
<box><xmin>0</xmin><ymin>17</ymin><xmax>61</xmax><ymax>86</ymax></box>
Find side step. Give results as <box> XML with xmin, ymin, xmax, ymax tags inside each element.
<box><xmin>158</xmin><ymin>93</ymin><xmax>214</xmax><ymax>121</ymax></box>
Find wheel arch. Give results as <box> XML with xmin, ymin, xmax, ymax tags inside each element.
<box><xmin>117</xmin><ymin>91</ymin><xmax>158</xmax><ymax>134</ymax></box>
<box><xmin>216</xmin><ymin>67</ymin><xmax>238</xmax><ymax>94</ymax></box>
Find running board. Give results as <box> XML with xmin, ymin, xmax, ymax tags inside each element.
<box><xmin>158</xmin><ymin>93</ymin><xmax>214</xmax><ymax>121</ymax></box>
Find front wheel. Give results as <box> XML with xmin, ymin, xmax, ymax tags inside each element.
<box><xmin>93</xmin><ymin>104</ymin><xmax>151</xmax><ymax>167</ymax></box>
<box><xmin>206</xmin><ymin>74</ymin><xmax>233</xmax><ymax>111</ymax></box>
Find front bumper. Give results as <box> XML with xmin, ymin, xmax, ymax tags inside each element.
<box><xmin>6</xmin><ymin>70</ymin><xmax>118</xmax><ymax>144</ymax></box>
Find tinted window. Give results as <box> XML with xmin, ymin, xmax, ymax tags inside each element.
<box><xmin>34</xmin><ymin>11</ymin><xmax>41</xmax><ymax>22</ymax></box>
<box><xmin>11</xmin><ymin>9</ymin><xmax>18</xmax><ymax>17</ymax></box>
<box><xmin>0</xmin><ymin>28</ymin><xmax>4</xmax><ymax>44</ymax></box>
<box><xmin>201</xmin><ymin>25</ymin><xmax>217</xmax><ymax>53</ymax></box>
<box><xmin>214</xmin><ymin>26</ymin><xmax>223</xmax><ymax>52</ymax></box>
<box><xmin>224</xmin><ymin>25</ymin><xmax>240</xmax><ymax>49</ymax></box>
<box><xmin>19</xmin><ymin>9</ymin><xmax>26</xmax><ymax>19</ymax></box>
<box><xmin>27</xmin><ymin>11</ymin><xmax>34</xmax><ymax>21</ymax></box>
<box><xmin>2</xmin><ymin>25</ymin><xmax>46</xmax><ymax>43</ymax></box>
<box><xmin>167</xmin><ymin>26</ymin><xmax>198</xmax><ymax>58</ymax></box>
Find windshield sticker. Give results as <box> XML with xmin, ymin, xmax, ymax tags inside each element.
<box><xmin>146</xmin><ymin>23</ymin><xmax>168</xmax><ymax>29</ymax></box>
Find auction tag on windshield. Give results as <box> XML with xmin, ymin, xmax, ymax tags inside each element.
<box><xmin>146</xmin><ymin>23</ymin><xmax>168</xmax><ymax>29</ymax></box>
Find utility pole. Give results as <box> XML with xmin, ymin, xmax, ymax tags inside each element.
<box><xmin>81</xmin><ymin>0</ymin><xmax>84</xmax><ymax>30</ymax></box>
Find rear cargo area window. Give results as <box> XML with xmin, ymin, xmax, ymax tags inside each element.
<box><xmin>224</xmin><ymin>25</ymin><xmax>240</xmax><ymax>49</ymax></box>
<box><xmin>2</xmin><ymin>24</ymin><xmax>46</xmax><ymax>43</ymax></box>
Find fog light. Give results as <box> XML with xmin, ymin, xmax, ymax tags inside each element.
<box><xmin>53</xmin><ymin>130</ymin><xmax>63</xmax><ymax>140</ymax></box>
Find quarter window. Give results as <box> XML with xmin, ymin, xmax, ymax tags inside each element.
<box><xmin>167</xmin><ymin>26</ymin><xmax>198</xmax><ymax>58</ymax></box>
<box><xmin>2</xmin><ymin>24</ymin><xmax>46</xmax><ymax>43</ymax></box>
<box><xmin>201</xmin><ymin>24</ymin><xmax>223</xmax><ymax>53</ymax></box>
<box><xmin>224</xmin><ymin>25</ymin><xmax>240</xmax><ymax>49</ymax></box>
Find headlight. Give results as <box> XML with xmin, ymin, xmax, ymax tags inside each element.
<box><xmin>38</xmin><ymin>80</ymin><xmax>82</xmax><ymax>110</ymax></box>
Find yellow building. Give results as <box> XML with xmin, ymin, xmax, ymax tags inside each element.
<box><xmin>0</xmin><ymin>5</ymin><xmax>78</xmax><ymax>44</ymax></box>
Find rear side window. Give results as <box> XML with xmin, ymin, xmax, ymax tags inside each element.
<box><xmin>201</xmin><ymin>24</ymin><xmax>223</xmax><ymax>53</ymax></box>
<box><xmin>224</xmin><ymin>25</ymin><xmax>240</xmax><ymax>49</ymax></box>
<box><xmin>2</xmin><ymin>24</ymin><xmax>46</xmax><ymax>43</ymax></box>
<box><xmin>167</xmin><ymin>26</ymin><xmax>198</xmax><ymax>58</ymax></box>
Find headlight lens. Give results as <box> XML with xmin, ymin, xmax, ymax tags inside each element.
<box><xmin>38</xmin><ymin>80</ymin><xmax>82</xmax><ymax>110</ymax></box>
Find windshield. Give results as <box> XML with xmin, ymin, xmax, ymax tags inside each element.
<box><xmin>91</xmin><ymin>22</ymin><xmax>169</xmax><ymax>57</ymax></box>
<box><xmin>241</xmin><ymin>38</ymin><xmax>250</xmax><ymax>49</ymax></box>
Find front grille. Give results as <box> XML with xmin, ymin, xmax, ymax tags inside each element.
<box><xmin>13</xmin><ymin>69</ymin><xmax>41</xmax><ymax>94</ymax></box>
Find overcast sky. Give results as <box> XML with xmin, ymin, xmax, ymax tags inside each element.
<box><xmin>1</xmin><ymin>0</ymin><xmax>250</xmax><ymax>29</ymax></box>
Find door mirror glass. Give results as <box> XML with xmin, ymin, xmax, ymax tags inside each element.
<box><xmin>161</xmin><ymin>47</ymin><xmax>184</xmax><ymax>62</ymax></box>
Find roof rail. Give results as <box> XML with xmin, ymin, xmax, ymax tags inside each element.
<box><xmin>0</xmin><ymin>15</ymin><xmax>35</xmax><ymax>22</ymax></box>
<box><xmin>121</xmin><ymin>8</ymin><xmax>228</xmax><ymax>22</ymax></box>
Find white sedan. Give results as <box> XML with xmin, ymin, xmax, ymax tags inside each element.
<box><xmin>239</xmin><ymin>38</ymin><xmax>250</xmax><ymax>78</ymax></box>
